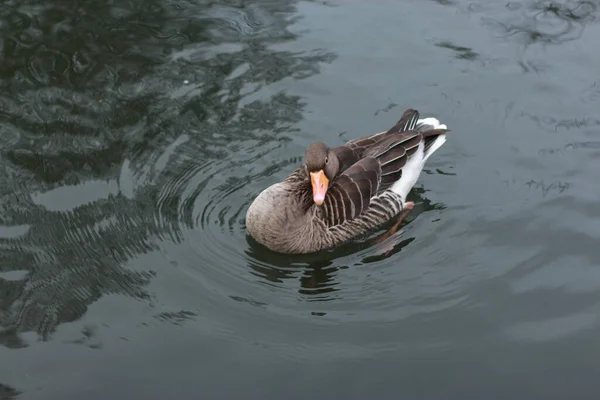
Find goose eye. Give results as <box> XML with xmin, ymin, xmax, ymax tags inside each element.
<box><xmin>325</xmin><ymin>157</ymin><xmax>329</xmax><ymax>164</ymax></box>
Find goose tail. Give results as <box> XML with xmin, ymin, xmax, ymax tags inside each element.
<box><xmin>417</xmin><ymin>117</ymin><xmax>448</xmax><ymax>161</ymax></box>
<box><xmin>390</xmin><ymin>115</ymin><xmax>449</xmax><ymax>200</ymax></box>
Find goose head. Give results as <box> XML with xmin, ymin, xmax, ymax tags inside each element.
<box><xmin>305</xmin><ymin>142</ymin><xmax>340</xmax><ymax>206</ymax></box>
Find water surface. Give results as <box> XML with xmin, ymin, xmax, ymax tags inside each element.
<box><xmin>2</xmin><ymin>0</ymin><xmax>600</xmax><ymax>398</ymax></box>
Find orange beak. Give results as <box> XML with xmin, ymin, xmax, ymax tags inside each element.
<box><xmin>310</xmin><ymin>170</ymin><xmax>329</xmax><ymax>206</ymax></box>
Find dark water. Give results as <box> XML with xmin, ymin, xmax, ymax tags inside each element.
<box><xmin>2</xmin><ymin>0</ymin><xmax>600</xmax><ymax>398</ymax></box>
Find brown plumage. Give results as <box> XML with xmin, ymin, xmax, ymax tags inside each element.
<box><xmin>245</xmin><ymin>108</ymin><xmax>449</xmax><ymax>254</ymax></box>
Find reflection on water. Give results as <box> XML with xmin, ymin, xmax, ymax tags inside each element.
<box><xmin>2</xmin><ymin>0</ymin><xmax>600</xmax><ymax>397</ymax></box>
<box><xmin>484</xmin><ymin>0</ymin><xmax>597</xmax><ymax>46</ymax></box>
<box><xmin>0</xmin><ymin>383</ymin><xmax>21</xmax><ymax>400</ymax></box>
<box><xmin>0</xmin><ymin>0</ymin><xmax>335</xmax><ymax>349</ymax></box>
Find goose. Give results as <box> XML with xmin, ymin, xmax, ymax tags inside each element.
<box><xmin>245</xmin><ymin>108</ymin><xmax>448</xmax><ymax>254</ymax></box>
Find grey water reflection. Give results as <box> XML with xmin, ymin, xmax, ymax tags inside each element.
<box><xmin>0</xmin><ymin>0</ymin><xmax>334</xmax><ymax>349</ymax></box>
<box><xmin>3</xmin><ymin>0</ymin><xmax>600</xmax><ymax>398</ymax></box>
<box><xmin>485</xmin><ymin>0</ymin><xmax>597</xmax><ymax>46</ymax></box>
<box><xmin>0</xmin><ymin>383</ymin><xmax>21</xmax><ymax>400</ymax></box>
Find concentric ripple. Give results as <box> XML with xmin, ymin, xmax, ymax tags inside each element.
<box><xmin>150</xmin><ymin>133</ymin><xmax>460</xmax><ymax>324</ymax></box>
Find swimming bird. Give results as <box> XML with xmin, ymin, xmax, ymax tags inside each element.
<box><xmin>245</xmin><ymin>108</ymin><xmax>448</xmax><ymax>254</ymax></box>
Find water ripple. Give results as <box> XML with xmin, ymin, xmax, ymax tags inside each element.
<box><xmin>144</xmin><ymin>125</ymin><xmax>457</xmax><ymax>325</ymax></box>
<box><xmin>480</xmin><ymin>0</ymin><xmax>599</xmax><ymax>47</ymax></box>
<box><xmin>0</xmin><ymin>0</ymin><xmax>343</xmax><ymax>347</ymax></box>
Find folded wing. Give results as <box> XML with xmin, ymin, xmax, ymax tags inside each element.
<box><xmin>321</xmin><ymin>109</ymin><xmax>432</xmax><ymax>227</ymax></box>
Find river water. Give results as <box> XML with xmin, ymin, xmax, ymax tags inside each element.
<box><xmin>2</xmin><ymin>0</ymin><xmax>600</xmax><ymax>399</ymax></box>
